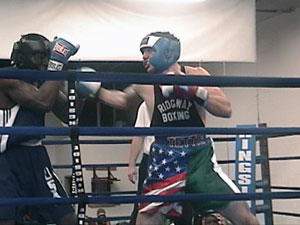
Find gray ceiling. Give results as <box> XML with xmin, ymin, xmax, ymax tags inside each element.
<box><xmin>256</xmin><ymin>0</ymin><xmax>300</xmax><ymax>23</ymax></box>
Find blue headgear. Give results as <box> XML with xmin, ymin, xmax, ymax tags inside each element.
<box><xmin>140</xmin><ymin>34</ymin><xmax>180</xmax><ymax>72</ymax></box>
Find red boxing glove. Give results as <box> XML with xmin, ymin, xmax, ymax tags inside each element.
<box><xmin>161</xmin><ymin>85</ymin><xmax>208</xmax><ymax>106</ymax></box>
<box><xmin>161</xmin><ymin>85</ymin><xmax>197</xmax><ymax>99</ymax></box>
<box><xmin>173</xmin><ymin>85</ymin><xmax>198</xmax><ymax>100</ymax></box>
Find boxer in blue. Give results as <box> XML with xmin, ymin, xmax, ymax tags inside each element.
<box><xmin>0</xmin><ymin>33</ymin><xmax>79</xmax><ymax>225</ymax></box>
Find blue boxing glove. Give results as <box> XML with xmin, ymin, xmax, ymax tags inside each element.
<box><xmin>47</xmin><ymin>36</ymin><xmax>79</xmax><ymax>71</ymax></box>
<box><xmin>76</xmin><ymin>67</ymin><xmax>102</xmax><ymax>99</ymax></box>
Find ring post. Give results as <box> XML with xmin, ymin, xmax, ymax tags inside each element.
<box><xmin>235</xmin><ymin>124</ymin><xmax>256</xmax><ymax>214</ymax></box>
<box><xmin>68</xmin><ymin>73</ymin><xmax>86</xmax><ymax>224</ymax></box>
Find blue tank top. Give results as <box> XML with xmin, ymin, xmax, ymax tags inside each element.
<box><xmin>0</xmin><ymin>105</ymin><xmax>45</xmax><ymax>153</ymax></box>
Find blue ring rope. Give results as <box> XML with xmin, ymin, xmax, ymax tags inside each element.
<box><xmin>22</xmin><ymin>216</ymin><xmax>131</xmax><ymax>224</ymax></box>
<box><xmin>0</xmin><ymin>191</ymin><xmax>300</xmax><ymax>207</ymax></box>
<box><xmin>51</xmin><ymin>155</ymin><xmax>300</xmax><ymax>170</ymax></box>
<box><xmin>257</xmin><ymin>156</ymin><xmax>300</xmax><ymax>162</ymax></box>
<box><xmin>1</xmin><ymin>126</ymin><xmax>300</xmax><ymax>136</ymax></box>
<box><xmin>1</xmin><ymin>69</ymin><xmax>300</xmax><ymax>87</ymax></box>
<box><xmin>41</xmin><ymin>135</ymin><xmax>291</xmax><ymax>145</ymax></box>
<box><xmin>52</xmin><ymin>160</ymin><xmax>236</xmax><ymax>169</ymax></box>
<box><xmin>273</xmin><ymin>211</ymin><xmax>300</xmax><ymax>217</ymax></box>
<box><xmin>42</xmin><ymin>137</ymin><xmax>235</xmax><ymax>145</ymax></box>
<box><xmin>42</xmin><ymin>139</ymin><xmax>132</xmax><ymax>145</ymax></box>
<box><xmin>87</xmin><ymin>191</ymin><xmax>136</xmax><ymax>196</ymax></box>
<box><xmin>271</xmin><ymin>186</ymin><xmax>300</xmax><ymax>191</ymax></box>
<box><xmin>52</xmin><ymin>154</ymin><xmax>300</xmax><ymax>169</ymax></box>
<box><xmin>54</xmin><ymin>163</ymin><xmax>128</xmax><ymax>169</ymax></box>
<box><xmin>85</xmin><ymin>216</ymin><xmax>130</xmax><ymax>223</ymax></box>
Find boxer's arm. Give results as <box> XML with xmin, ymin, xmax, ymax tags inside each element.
<box><xmin>128</xmin><ymin>136</ymin><xmax>144</xmax><ymax>184</ymax></box>
<box><xmin>97</xmin><ymin>84</ymin><xmax>139</xmax><ymax>109</ymax></box>
<box><xmin>202</xmin><ymin>87</ymin><xmax>232</xmax><ymax>118</ymax></box>
<box><xmin>127</xmin><ymin>102</ymin><xmax>148</xmax><ymax>184</ymax></box>
<box><xmin>186</xmin><ymin>66</ymin><xmax>232</xmax><ymax>118</ymax></box>
<box><xmin>2</xmin><ymin>79</ymin><xmax>61</xmax><ymax>111</ymax></box>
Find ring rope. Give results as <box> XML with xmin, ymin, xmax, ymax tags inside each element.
<box><xmin>85</xmin><ymin>216</ymin><xmax>131</xmax><ymax>223</ymax></box>
<box><xmin>43</xmin><ymin>139</ymin><xmax>132</xmax><ymax>145</ymax></box>
<box><xmin>1</xmin><ymin>126</ymin><xmax>300</xmax><ymax>136</ymax></box>
<box><xmin>87</xmin><ymin>191</ymin><xmax>137</xmax><ymax>196</ymax></box>
<box><xmin>41</xmin><ymin>137</ymin><xmax>235</xmax><ymax>145</ymax></box>
<box><xmin>1</xmin><ymin>69</ymin><xmax>300</xmax><ymax>87</ymax></box>
<box><xmin>41</xmin><ymin>135</ymin><xmax>292</xmax><ymax>145</ymax></box>
<box><xmin>52</xmin><ymin>161</ymin><xmax>236</xmax><ymax>169</ymax></box>
<box><xmin>51</xmin><ymin>161</ymin><xmax>235</xmax><ymax>170</ymax></box>
<box><xmin>52</xmin><ymin>153</ymin><xmax>300</xmax><ymax>169</ymax></box>
<box><xmin>273</xmin><ymin>211</ymin><xmax>300</xmax><ymax>217</ymax></box>
<box><xmin>271</xmin><ymin>186</ymin><xmax>300</xmax><ymax>191</ymax></box>
<box><xmin>257</xmin><ymin>155</ymin><xmax>300</xmax><ymax>162</ymax></box>
<box><xmin>1</xmin><ymin>191</ymin><xmax>300</xmax><ymax>207</ymax></box>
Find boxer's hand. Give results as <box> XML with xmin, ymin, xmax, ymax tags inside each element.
<box><xmin>161</xmin><ymin>85</ymin><xmax>208</xmax><ymax>106</ymax></box>
<box><xmin>127</xmin><ymin>165</ymin><xmax>137</xmax><ymax>184</ymax></box>
<box><xmin>48</xmin><ymin>37</ymin><xmax>79</xmax><ymax>71</ymax></box>
<box><xmin>161</xmin><ymin>85</ymin><xmax>197</xmax><ymax>99</ymax></box>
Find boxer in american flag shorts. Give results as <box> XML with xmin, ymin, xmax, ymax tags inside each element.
<box><xmin>80</xmin><ymin>31</ymin><xmax>260</xmax><ymax>225</ymax></box>
<box><xmin>139</xmin><ymin>136</ymin><xmax>240</xmax><ymax>216</ymax></box>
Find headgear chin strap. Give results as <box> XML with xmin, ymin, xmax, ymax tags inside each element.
<box><xmin>140</xmin><ymin>35</ymin><xmax>180</xmax><ymax>73</ymax></box>
<box><xmin>10</xmin><ymin>33</ymin><xmax>50</xmax><ymax>69</ymax></box>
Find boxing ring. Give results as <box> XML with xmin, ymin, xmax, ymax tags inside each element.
<box><xmin>1</xmin><ymin>69</ymin><xmax>300</xmax><ymax>224</ymax></box>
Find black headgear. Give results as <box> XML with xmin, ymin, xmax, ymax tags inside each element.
<box><xmin>10</xmin><ymin>33</ymin><xmax>50</xmax><ymax>69</ymax></box>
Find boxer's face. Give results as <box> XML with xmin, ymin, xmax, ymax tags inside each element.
<box><xmin>33</xmin><ymin>52</ymin><xmax>49</xmax><ymax>70</ymax></box>
<box><xmin>141</xmin><ymin>47</ymin><xmax>155</xmax><ymax>73</ymax></box>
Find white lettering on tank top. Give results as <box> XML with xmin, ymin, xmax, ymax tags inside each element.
<box><xmin>157</xmin><ymin>99</ymin><xmax>193</xmax><ymax>123</ymax></box>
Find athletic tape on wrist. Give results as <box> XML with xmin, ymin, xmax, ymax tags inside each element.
<box><xmin>94</xmin><ymin>85</ymin><xmax>102</xmax><ymax>99</ymax></box>
<box><xmin>47</xmin><ymin>59</ymin><xmax>64</xmax><ymax>71</ymax></box>
<box><xmin>195</xmin><ymin>87</ymin><xmax>208</xmax><ymax>107</ymax></box>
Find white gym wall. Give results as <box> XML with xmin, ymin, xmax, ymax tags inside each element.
<box><xmin>0</xmin><ymin>0</ymin><xmax>255</xmax><ymax>62</ymax></box>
